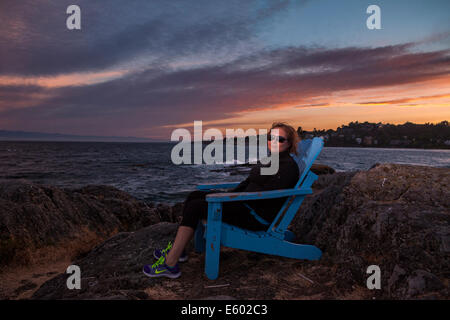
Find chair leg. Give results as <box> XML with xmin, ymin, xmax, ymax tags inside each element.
<box><xmin>194</xmin><ymin>221</ymin><xmax>205</xmax><ymax>253</ymax></box>
<box><xmin>205</xmin><ymin>202</ymin><xmax>222</xmax><ymax>280</ymax></box>
<box><xmin>276</xmin><ymin>241</ymin><xmax>322</xmax><ymax>260</ymax></box>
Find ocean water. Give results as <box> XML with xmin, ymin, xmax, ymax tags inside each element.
<box><xmin>0</xmin><ymin>141</ymin><xmax>449</xmax><ymax>204</ymax></box>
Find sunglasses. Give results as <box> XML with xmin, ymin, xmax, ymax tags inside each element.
<box><xmin>268</xmin><ymin>134</ymin><xmax>288</xmax><ymax>143</ymax></box>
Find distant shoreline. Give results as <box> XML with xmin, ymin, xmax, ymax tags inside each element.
<box><xmin>1</xmin><ymin>139</ymin><xmax>449</xmax><ymax>150</ymax></box>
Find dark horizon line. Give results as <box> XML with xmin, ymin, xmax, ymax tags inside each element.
<box><xmin>0</xmin><ymin>119</ymin><xmax>447</xmax><ymax>143</ymax></box>
<box><xmin>0</xmin><ymin>129</ymin><xmax>166</xmax><ymax>143</ymax></box>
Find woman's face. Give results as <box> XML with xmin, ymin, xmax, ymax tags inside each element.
<box><xmin>268</xmin><ymin>127</ymin><xmax>290</xmax><ymax>153</ymax></box>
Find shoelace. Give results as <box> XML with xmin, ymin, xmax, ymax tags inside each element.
<box><xmin>161</xmin><ymin>241</ymin><xmax>173</xmax><ymax>255</ymax></box>
<box><xmin>151</xmin><ymin>256</ymin><xmax>166</xmax><ymax>269</ymax></box>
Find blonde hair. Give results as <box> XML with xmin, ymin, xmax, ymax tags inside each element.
<box><xmin>269</xmin><ymin>122</ymin><xmax>300</xmax><ymax>155</ymax></box>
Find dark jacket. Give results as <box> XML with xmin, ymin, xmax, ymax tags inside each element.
<box><xmin>229</xmin><ymin>149</ymin><xmax>300</xmax><ymax>224</ymax></box>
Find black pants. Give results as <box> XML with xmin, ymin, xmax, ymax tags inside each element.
<box><xmin>180</xmin><ymin>190</ymin><xmax>267</xmax><ymax>231</ymax></box>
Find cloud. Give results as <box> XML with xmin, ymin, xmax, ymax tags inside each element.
<box><xmin>1</xmin><ymin>38</ymin><xmax>448</xmax><ymax>137</ymax></box>
<box><xmin>356</xmin><ymin>93</ymin><xmax>450</xmax><ymax>105</ymax></box>
<box><xmin>0</xmin><ymin>0</ymin><xmax>296</xmax><ymax>76</ymax></box>
<box><xmin>0</xmin><ymin>1</ymin><xmax>448</xmax><ymax>137</ymax></box>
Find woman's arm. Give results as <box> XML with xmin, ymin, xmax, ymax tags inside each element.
<box><xmin>228</xmin><ymin>163</ymin><xmax>262</xmax><ymax>192</ymax></box>
<box><xmin>229</xmin><ymin>177</ymin><xmax>249</xmax><ymax>192</ymax></box>
<box><xmin>228</xmin><ymin>157</ymin><xmax>299</xmax><ymax>193</ymax></box>
<box><xmin>243</xmin><ymin>160</ymin><xmax>299</xmax><ymax>192</ymax></box>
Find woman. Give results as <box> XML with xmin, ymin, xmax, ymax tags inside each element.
<box><xmin>143</xmin><ymin>122</ymin><xmax>300</xmax><ymax>278</ymax></box>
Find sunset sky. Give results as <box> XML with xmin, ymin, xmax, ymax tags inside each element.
<box><xmin>0</xmin><ymin>0</ymin><xmax>449</xmax><ymax>140</ymax></box>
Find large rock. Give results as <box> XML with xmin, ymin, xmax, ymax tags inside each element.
<box><xmin>32</xmin><ymin>222</ymin><xmax>179</xmax><ymax>300</ymax></box>
<box><xmin>291</xmin><ymin>163</ymin><xmax>449</xmax><ymax>299</ymax></box>
<box><xmin>310</xmin><ymin>163</ymin><xmax>335</xmax><ymax>175</ymax></box>
<box><xmin>31</xmin><ymin>221</ymin><xmax>329</xmax><ymax>300</ymax></box>
<box><xmin>7</xmin><ymin>163</ymin><xmax>450</xmax><ymax>299</ymax></box>
<box><xmin>0</xmin><ymin>179</ymin><xmax>161</xmax><ymax>268</ymax></box>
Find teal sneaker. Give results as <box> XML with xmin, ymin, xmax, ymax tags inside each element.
<box><xmin>153</xmin><ymin>241</ymin><xmax>188</xmax><ymax>262</ymax></box>
<box><xmin>143</xmin><ymin>256</ymin><xmax>181</xmax><ymax>279</ymax></box>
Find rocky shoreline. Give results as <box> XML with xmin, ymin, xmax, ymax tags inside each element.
<box><xmin>0</xmin><ymin>163</ymin><xmax>448</xmax><ymax>299</ymax></box>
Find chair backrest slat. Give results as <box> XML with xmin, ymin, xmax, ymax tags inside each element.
<box><xmin>273</xmin><ymin>170</ymin><xmax>318</xmax><ymax>234</ymax></box>
<box><xmin>293</xmin><ymin>137</ymin><xmax>323</xmax><ymax>187</ymax></box>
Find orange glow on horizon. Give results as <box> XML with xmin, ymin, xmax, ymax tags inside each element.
<box><xmin>161</xmin><ymin>75</ymin><xmax>450</xmax><ymax>133</ymax></box>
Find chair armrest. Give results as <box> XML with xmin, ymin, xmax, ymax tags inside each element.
<box><xmin>196</xmin><ymin>182</ymin><xmax>240</xmax><ymax>190</ymax></box>
<box><xmin>205</xmin><ymin>187</ymin><xmax>313</xmax><ymax>202</ymax></box>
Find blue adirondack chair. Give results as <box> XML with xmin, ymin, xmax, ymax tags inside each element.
<box><xmin>194</xmin><ymin>137</ymin><xmax>324</xmax><ymax>280</ymax></box>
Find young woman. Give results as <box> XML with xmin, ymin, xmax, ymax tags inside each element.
<box><xmin>143</xmin><ymin>122</ymin><xmax>300</xmax><ymax>278</ymax></box>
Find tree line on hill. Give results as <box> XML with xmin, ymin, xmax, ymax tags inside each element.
<box><xmin>214</xmin><ymin>120</ymin><xmax>450</xmax><ymax>149</ymax></box>
<box><xmin>298</xmin><ymin>120</ymin><xmax>449</xmax><ymax>149</ymax></box>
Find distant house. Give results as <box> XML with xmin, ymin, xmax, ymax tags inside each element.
<box><xmin>363</xmin><ymin>136</ymin><xmax>373</xmax><ymax>145</ymax></box>
<box><xmin>390</xmin><ymin>139</ymin><xmax>403</xmax><ymax>145</ymax></box>
<box><xmin>343</xmin><ymin>128</ymin><xmax>353</xmax><ymax>134</ymax></box>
